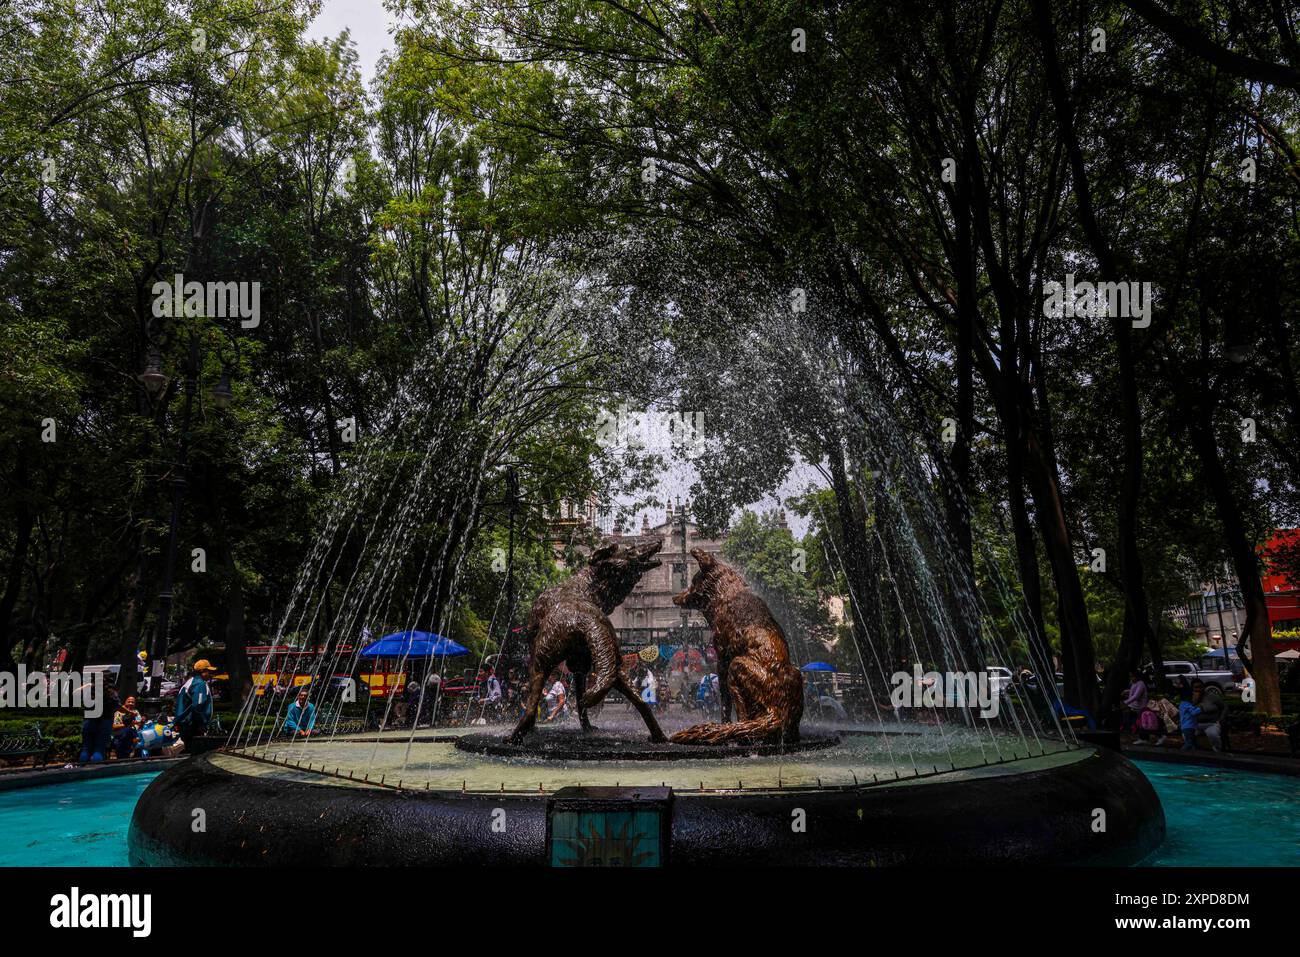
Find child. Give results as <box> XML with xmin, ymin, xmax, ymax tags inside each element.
<box><xmin>1134</xmin><ymin>703</ymin><xmax>1163</xmax><ymax>745</ymax></box>
<box><xmin>1178</xmin><ymin>688</ymin><xmax>1202</xmax><ymax>751</ymax></box>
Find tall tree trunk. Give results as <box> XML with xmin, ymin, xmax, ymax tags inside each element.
<box><xmin>1019</xmin><ymin>418</ymin><xmax>1099</xmax><ymax>713</ymax></box>
<box><xmin>1147</xmin><ymin>612</ymin><xmax>1168</xmax><ymax>694</ymax></box>
<box><xmin>950</xmin><ymin>87</ymin><xmax>977</xmax><ymax>588</ymax></box>
<box><xmin>1031</xmin><ymin>0</ymin><xmax>1154</xmax><ymax>717</ymax></box>
<box><xmin>1187</xmin><ymin>418</ymin><xmax>1282</xmax><ymax>715</ymax></box>
<box><xmin>115</xmin><ymin>538</ymin><xmax>153</xmax><ymax>699</ymax></box>
<box><xmin>1005</xmin><ymin>449</ymin><xmax>1052</xmax><ymax>675</ymax></box>
<box><xmin>0</xmin><ymin>447</ymin><xmax>35</xmax><ymax>674</ymax></box>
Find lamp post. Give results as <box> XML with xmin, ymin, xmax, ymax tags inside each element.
<box><xmin>679</xmin><ymin>498</ymin><xmax>689</xmax><ymax>634</ymax></box>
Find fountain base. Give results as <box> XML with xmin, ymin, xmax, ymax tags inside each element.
<box><xmin>128</xmin><ymin>744</ymin><xmax>1164</xmax><ymax>867</ymax></box>
<box><xmin>454</xmin><ymin>728</ymin><xmax>840</xmax><ymax>761</ymax></box>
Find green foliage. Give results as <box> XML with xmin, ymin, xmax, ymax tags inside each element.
<box><xmin>2</xmin><ymin>0</ymin><xmax>1298</xmax><ymax>723</ymax></box>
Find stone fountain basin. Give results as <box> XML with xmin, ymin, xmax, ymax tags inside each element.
<box><xmin>128</xmin><ymin>742</ymin><xmax>1164</xmax><ymax>867</ymax></box>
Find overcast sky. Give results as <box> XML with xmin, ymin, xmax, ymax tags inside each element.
<box><xmin>305</xmin><ymin>0</ymin><xmax>397</xmax><ymax>85</ymax></box>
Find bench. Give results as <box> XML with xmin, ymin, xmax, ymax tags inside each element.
<box><xmin>0</xmin><ymin>723</ymin><xmax>55</xmax><ymax>767</ymax></box>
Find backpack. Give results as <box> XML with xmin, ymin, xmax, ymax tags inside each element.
<box><xmin>1138</xmin><ymin>709</ymin><xmax>1159</xmax><ymax>732</ymax></box>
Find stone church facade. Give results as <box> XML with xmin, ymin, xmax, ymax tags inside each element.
<box><xmin>543</xmin><ymin>496</ymin><xmax>728</xmax><ymax>649</ymax></box>
<box><xmin>605</xmin><ymin>501</ymin><xmax>726</xmax><ymax>648</ymax></box>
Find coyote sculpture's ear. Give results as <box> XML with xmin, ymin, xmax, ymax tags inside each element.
<box><xmin>589</xmin><ymin>542</ymin><xmax>618</xmax><ymax>565</ymax></box>
<box><xmin>690</xmin><ymin>546</ymin><xmax>714</xmax><ymax>568</ymax></box>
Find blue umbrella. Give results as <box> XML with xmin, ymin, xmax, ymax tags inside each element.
<box><xmin>801</xmin><ymin>661</ymin><xmax>836</xmax><ymax>672</ymax></box>
<box><xmin>359</xmin><ymin>630</ymin><xmax>468</xmax><ymax>658</ymax></box>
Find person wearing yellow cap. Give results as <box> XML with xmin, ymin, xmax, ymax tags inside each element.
<box><xmin>175</xmin><ymin>659</ymin><xmax>217</xmax><ymax>749</ymax></box>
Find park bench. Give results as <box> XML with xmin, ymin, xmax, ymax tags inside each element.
<box><xmin>0</xmin><ymin>723</ymin><xmax>55</xmax><ymax>767</ymax></box>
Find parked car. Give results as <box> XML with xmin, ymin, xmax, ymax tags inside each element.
<box><xmin>439</xmin><ymin>671</ymin><xmax>483</xmax><ymax>698</ymax></box>
<box><xmin>1147</xmin><ymin>660</ymin><xmax>1238</xmax><ymax>692</ymax></box>
<box><xmin>986</xmin><ymin>666</ymin><xmax>1014</xmax><ymax>696</ymax></box>
<box><xmin>1199</xmin><ymin>651</ymin><xmax>1246</xmax><ymax>679</ymax></box>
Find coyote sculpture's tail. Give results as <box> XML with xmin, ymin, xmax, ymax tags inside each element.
<box><xmin>668</xmin><ymin>548</ymin><xmax>803</xmax><ymax>745</ymax></box>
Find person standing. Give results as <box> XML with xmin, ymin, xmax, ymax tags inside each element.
<box><xmin>422</xmin><ymin>670</ymin><xmax>442</xmax><ymax>726</ymax></box>
<box><xmin>640</xmin><ymin>668</ymin><xmax>658</xmax><ymax>709</ymax></box>
<box><xmin>1178</xmin><ymin>686</ymin><xmax>1202</xmax><ymax>752</ymax></box>
<box><xmin>175</xmin><ymin>660</ymin><xmax>216</xmax><ymax>750</ymax></box>
<box><xmin>480</xmin><ymin>667</ymin><xmax>503</xmax><ymax>719</ymax></box>
<box><xmin>403</xmin><ymin>680</ymin><xmax>422</xmax><ymax>728</ymax></box>
<box><xmin>668</xmin><ymin>665</ymin><xmax>686</xmax><ymax>708</ymax></box>
<box><xmin>79</xmin><ymin>687</ymin><xmax>119</xmax><ymax>763</ymax></box>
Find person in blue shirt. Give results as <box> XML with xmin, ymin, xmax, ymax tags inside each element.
<box><xmin>1178</xmin><ymin>687</ymin><xmax>1202</xmax><ymax>751</ymax></box>
<box><xmin>284</xmin><ymin>688</ymin><xmax>317</xmax><ymax>737</ymax></box>
<box><xmin>174</xmin><ymin>659</ymin><xmax>216</xmax><ymax>749</ymax></box>
<box><xmin>79</xmin><ymin>687</ymin><xmax>119</xmax><ymax>763</ymax></box>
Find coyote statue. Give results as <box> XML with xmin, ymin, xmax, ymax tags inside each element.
<box><xmin>669</xmin><ymin>548</ymin><xmax>803</xmax><ymax>745</ymax></box>
<box><xmin>507</xmin><ymin>539</ymin><xmax>667</xmax><ymax>744</ymax></box>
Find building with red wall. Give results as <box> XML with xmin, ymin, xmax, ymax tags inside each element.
<box><xmin>1262</xmin><ymin>529</ymin><xmax>1300</xmax><ymax>649</ymax></box>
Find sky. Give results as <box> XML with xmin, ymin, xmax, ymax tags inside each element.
<box><xmin>305</xmin><ymin>0</ymin><xmax>397</xmax><ymax>85</ymax></box>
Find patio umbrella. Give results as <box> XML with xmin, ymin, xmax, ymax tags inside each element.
<box><xmin>1276</xmin><ymin>649</ymin><xmax>1300</xmax><ymax>660</ymax></box>
<box><xmin>359</xmin><ymin>630</ymin><xmax>469</xmax><ymax>658</ymax></box>
<box><xmin>801</xmin><ymin>661</ymin><xmax>836</xmax><ymax>672</ymax></box>
<box><xmin>670</xmin><ymin>647</ymin><xmax>705</xmax><ymax>668</ymax></box>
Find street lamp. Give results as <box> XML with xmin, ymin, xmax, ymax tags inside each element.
<box><xmin>210</xmin><ymin>371</ymin><xmax>234</xmax><ymax>409</ymax></box>
<box><xmin>138</xmin><ymin>350</ymin><xmax>169</xmax><ymax>393</ymax></box>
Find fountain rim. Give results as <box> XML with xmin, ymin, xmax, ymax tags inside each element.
<box><xmin>214</xmin><ymin>735</ymin><xmax>1086</xmax><ymax>796</ymax></box>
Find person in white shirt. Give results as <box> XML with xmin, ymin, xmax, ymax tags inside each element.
<box><xmin>543</xmin><ymin>677</ymin><xmax>567</xmax><ymax>722</ymax></box>
<box><xmin>640</xmin><ymin>669</ymin><xmax>658</xmax><ymax>706</ymax></box>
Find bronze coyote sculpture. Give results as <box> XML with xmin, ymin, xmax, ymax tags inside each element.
<box><xmin>507</xmin><ymin>539</ymin><xmax>667</xmax><ymax>744</ymax></box>
<box><xmin>669</xmin><ymin>548</ymin><xmax>803</xmax><ymax>745</ymax></box>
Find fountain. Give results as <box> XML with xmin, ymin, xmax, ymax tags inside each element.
<box><xmin>128</xmin><ymin>299</ymin><xmax>1164</xmax><ymax>867</ymax></box>
<box><xmin>129</xmin><ymin>501</ymin><xmax>1163</xmax><ymax>867</ymax></box>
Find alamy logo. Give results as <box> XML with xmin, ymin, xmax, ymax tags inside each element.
<box><xmin>151</xmin><ymin>272</ymin><xmax>260</xmax><ymax>328</ymax></box>
<box><xmin>50</xmin><ymin>887</ymin><xmax>151</xmax><ymax>937</ymax></box>
<box><xmin>889</xmin><ymin>666</ymin><xmax>1000</xmax><ymax>719</ymax></box>
<box><xmin>0</xmin><ymin>666</ymin><xmax>103</xmax><ymax>716</ymax></box>
<box><xmin>595</xmin><ymin>404</ymin><xmax>705</xmax><ymax>452</ymax></box>
<box><xmin>1042</xmin><ymin>273</ymin><xmax>1153</xmax><ymax>327</ymax></box>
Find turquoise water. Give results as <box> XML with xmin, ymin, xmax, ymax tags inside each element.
<box><xmin>0</xmin><ymin>761</ymin><xmax>1294</xmax><ymax>866</ymax></box>
<box><xmin>0</xmin><ymin>772</ymin><xmax>160</xmax><ymax>867</ymax></box>
<box><xmin>1134</xmin><ymin>761</ymin><xmax>1300</xmax><ymax>867</ymax></box>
